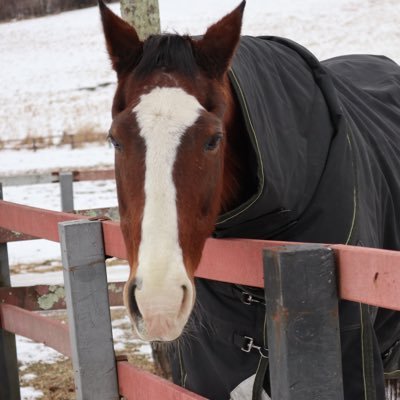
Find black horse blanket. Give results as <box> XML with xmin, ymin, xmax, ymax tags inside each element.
<box><xmin>171</xmin><ymin>36</ymin><xmax>400</xmax><ymax>400</ymax></box>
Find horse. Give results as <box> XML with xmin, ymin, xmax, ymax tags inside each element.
<box><xmin>99</xmin><ymin>1</ymin><xmax>400</xmax><ymax>399</ymax></box>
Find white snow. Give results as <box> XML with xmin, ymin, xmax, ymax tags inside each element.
<box><xmin>1</xmin><ymin>1</ymin><xmax>399</xmax><ymax>140</ymax></box>
<box><xmin>20</xmin><ymin>386</ymin><xmax>44</xmax><ymax>400</ymax></box>
<box><xmin>10</xmin><ymin>262</ymin><xmax>129</xmax><ymax>286</ymax></box>
<box><xmin>21</xmin><ymin>374</ymin><xmax>37</xmax><ymax>382</ymax></box>
<box><xmin>0</xmin><ymin>3</ymin><xmax>120</xmax><ymax>141</ymax></box>
<box><xmin>1</xmin><ymin>1</ymin><xmax>399</xmax><ymax>397</ymax></box>
<box><xmin>1</xmin><ymin>147</ymin><xmax>118</xmax><ymax>268</ymax></box>
<box><xmin>111</xmin><ymin>313</ymin><xmax>153</xmax><ymax>355</ymax></box>
<box><xmin>16</xmin><ymin>335</ymin><xmax>66</xmax><ymax>365</ymax></box>
<box><xmin>0</xmin><ymin>144</ymin><xmax>114</xmax><ymax>176</ymax></box>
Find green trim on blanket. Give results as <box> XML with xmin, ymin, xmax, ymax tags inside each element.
<box><xmin>216</xmin><ymin>68</ymin><xmax>265</xmax><ymax>225</ymax></box>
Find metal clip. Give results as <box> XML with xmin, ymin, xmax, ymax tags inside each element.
<box><xmin>241</xmin><ymin>292</ymin><xmax>253</xmax><ymax>305</ymax></box>
<box><xmin>241</xmin><ymin>336</ymin><xmax>269</xmax><ymax>358</ymax></box>
<box><xmin>241</xmin><ymin>292</ymin><xmax>265</xmax><ymax>306</ymax></box>
<box><xmin>241</xmin><ymin>336</ymin><xmax>254</xmax><ymax>352</ymax></box>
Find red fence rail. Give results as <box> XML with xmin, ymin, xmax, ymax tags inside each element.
<box><xmin>0</xmin><ymin>301</ymin><xmax>208</xmax><ymax>400</ymax></box>
<box><xmin>0</xmin><ymin>303</ymin><xmax>71</xmax><ymax>356</ymax></box>
<box><xmin>117</xmin><ymin>362</ymin><xmax>207</xmax><ymax>400</ymax></box>
<box><xmin>1</xmin><ymin>199</ymin><xmax>400</xmax><ymax>311</ymax></box>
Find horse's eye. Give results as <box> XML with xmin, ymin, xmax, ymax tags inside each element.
<box><xmin>204</xmin><ymin>133</ymin><xmax>223</xmax><ymax>152</ymax></box>
<box><xmin>108</xmin><ymin>133</ymin><xmax>122</xmax><ymax>151</ymax></box>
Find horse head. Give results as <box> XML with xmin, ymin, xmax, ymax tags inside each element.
<box><xmin>99</xmin><ymin>1</ymin><xmax>246</xmax><ymax>341</ymax></box>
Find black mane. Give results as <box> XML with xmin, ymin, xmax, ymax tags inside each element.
<box><xmin>134</xmin><ymin>34</ymin><xmax>199</xmax><ymax>79</ymax></box>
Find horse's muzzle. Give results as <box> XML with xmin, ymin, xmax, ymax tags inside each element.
<box><xmin>124</xmin><ymin>277</ymin><xmax>194</xmax><ymax>341</ymax></box>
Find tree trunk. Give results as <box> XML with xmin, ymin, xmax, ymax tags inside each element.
<box><xmin>120</xmin><ymin>0</ymin><xmax>160</xmax><ymax>40</ymax></box>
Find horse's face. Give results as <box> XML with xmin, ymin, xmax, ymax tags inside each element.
<box><xmin>110</xmin><ymin>82</ymin><xmax>226</xmax><ymax>341</ymax></box>
<box><xmin>100</xmin><ymin>1</ymin><xmax>244</xmax><ymax>341</ymax></box>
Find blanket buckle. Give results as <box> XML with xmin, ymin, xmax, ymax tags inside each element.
<box><xmin>241</xmin><ymin>336</ymin><xmax>269</xmax><ymax>358</ymax></box>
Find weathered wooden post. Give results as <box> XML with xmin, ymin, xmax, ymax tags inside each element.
<box><xmin>0</xmin><ymin>183</ymin><xmax>21</xmax><ymax>400</ymax></box>
<box><xmin>120</xmin><ymin>0</ymin><xmax>160</xmax><ymax>40</ymax></box>
<box><xmin>59</xmin><ymin>172</ymin><xmax>74</xmax><ymax>212</ymax></box>
<box><xmin>264</xmin><ymin>244</ymin><xmax>344</xmax><ymax>400</ymax></box>
<box><xmin>59</xmin><ymin>220</ymin><xmax>119</xmax><ymax>400</ymax></box>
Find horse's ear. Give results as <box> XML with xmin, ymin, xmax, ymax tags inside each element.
<box><xmin>193</xmin><ymin>1</ymin><xmax>245</xmax><ymax>79</ymax></box>
<box><xmin>99</xmin><ymin>0</ymin><xmax>143</xmax><ymax>77</ymax></box>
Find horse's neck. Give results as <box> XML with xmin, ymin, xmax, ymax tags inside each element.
<box><xmin>220</xmin><ymin>78</ymin><xmax>253</xmax><ymax>214</ymax></box>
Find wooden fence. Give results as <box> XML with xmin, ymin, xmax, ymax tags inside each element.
<box><xmin>1</xmin><ymin>169</ymin><xmax>115</xmax><ymax>212</ymax></box>
<box><xmin>0</xmin><ymin>185</ymin><xmax>400</xmax><ymax>398</ymax></box>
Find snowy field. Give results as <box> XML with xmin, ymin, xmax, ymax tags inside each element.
<box><xmin>1</xmin><ymin>0</ymin><xmax>400</xmax><ymax>398</ymax></box>
<box><xmin>0</xmin><ymin>0</ymin><xmax>399</xmax><ymax>140</ymax></box>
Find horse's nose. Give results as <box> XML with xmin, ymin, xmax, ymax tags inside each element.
<box><xmin>126</xmin><ymin>278</ymin><xmax>193</xmax><ymax>341</ymax></box>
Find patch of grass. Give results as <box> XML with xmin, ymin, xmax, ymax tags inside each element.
<box><xmin>0</xmin><ymin>126</ymin><xmax>108</xmax><ymax>151</ymax></box>
<box><xmin>19</xmin><ymin>135</ymin><xmax>55</xmax><ymax>150</ymax></box>
<box><xmin>59</xmin><ymin>126</ymin><xmax>107</xmax><ymax>149</ymax></box>
<box><xmin>106</xmin><ymin>257</ymin><xmax>129</xmax><ymax>267</ymax></box>
<box><xmin>20</xmin><ymin>359</ymin><xmax>75</xmax><ymax>400</ymax></box>
<box><xmin>12</xmin><ymin>258</ymin><xmax>127</xmax><ymax>275</ymax></box>
<box><xmin>11</xmin><ymin>260</ymin><xmax>62</xmax><ymax>274</ymax></box>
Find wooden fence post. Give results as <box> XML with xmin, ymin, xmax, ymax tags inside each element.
<box><xmin>263</xmin><ymin>244</ymin><xmax>344</xmax><ymax>400</ymax></box>
<box><xmin>0</xmin><ymin>183</ymin><xmax>21</xmax><ymax>400</ymax></box>
<box><xmin>120</xmin><ymin>0</ymin><xmax>160</xmax><ymax>40</ymax></box>
<box><xmin>59</xmin><ymin>220</ymin><xmax>119</xmax><ymax>400</ymax></box>
<box><xmin>59</xmin><ymin>172</ymin><xmax>74</xmax><ymax>212</ymax></box>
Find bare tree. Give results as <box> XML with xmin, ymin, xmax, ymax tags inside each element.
<box><xmin>120</xmin><ymin>0</ymin><xmax>160</xmax><ymax>40</ymax></box>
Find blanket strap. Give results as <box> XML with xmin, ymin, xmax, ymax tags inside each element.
<box><xmin>233</xmin><ymin>333</ymin><xmax>269</xmax><ymax>359</ymax></box>
<box><xmin>232</xmin><ymin>333</ymin><xmax>270</xmax><ymax>399</ymax></box>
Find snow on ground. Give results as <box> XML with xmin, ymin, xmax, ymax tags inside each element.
<box><xmin>1</xmin><ymin>144</ymin><xmax>117</xmax><ymax>267</ymax></box>
<box><xmin>19</xmin><ymin>386</ymin><xmax>44</xmax><ymax>400</ymax></box>
<box><xmin>16</xmin><ymin>336</ymin><xmax>66</xmax><ymax>400</ymax></box>
<box><xmin>17</xmin><ymin>336</ymin><xmax>66</xmax><ymax>366</ymax></box>
<box><xmin>0</xmin><ymin>144</ymin><xmax>114</xmax><ymax>175</ymax></box>
<box><xmin>1</xmin><ymin>1</ymin><xmax>400</xmax><ymax>398</ymax></box>
<box><xmin>111</xmin><ymin>314</ymin><xmax>153</xmax><ymax>355</ymax></box>
<box><xmin>15</xmin><ymin>307</ymin><xmax>151</xmax><ymax>400</ymax></box>
<box><xmin>10</xmin><ymin>262</ymin><xmax>129</xmax><ymax>286</ymax></box>
<box><xmin>0</xmin><ymin>3</ymin><xmax>120</xmax><ymax>141</ymax></box>
<box><xmin>1</xmin><ymin>1</ymin><xmax>400</xmax><ymax>140</ymax></box>
<box><xmin>15</xmin><ymin>309</ymin><xmax>151</xmax><ymax>367</ymax></box>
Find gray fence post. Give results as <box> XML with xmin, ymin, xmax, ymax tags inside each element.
<box><xmin>263</xmin><ymin>244</ymin><xmax>344</xmax><ymax>400</ymax></box>
<box><xmin>59</xmin><ymin>172</ymin><xmax>74</xmax><ymax>212</ymax></box>
<box><xmin>0</xmin><ymin>183</ymin><xmax>21</xmax><ymax>400</ymax></box>
<box><xmin>59</xmin><ymin>220</ymin><xmax>119</xmax><ymax>400</ymax></box>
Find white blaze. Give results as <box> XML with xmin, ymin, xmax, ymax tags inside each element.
<box><xmin>133</xmin><ymin>86</ymin><xmax>203</xmax><ymax>313</ymax></box>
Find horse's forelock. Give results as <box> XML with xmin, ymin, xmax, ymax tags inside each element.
<box><xmin>134</xmin><ymin>34</ymin><xmax>199</xmax><ymax>79</ymax></box>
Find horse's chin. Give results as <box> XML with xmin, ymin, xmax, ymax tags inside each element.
<box><xmin>130</xmin><ymin>316</ymin><xmax>185</xmax><ymax>342</ymax></box>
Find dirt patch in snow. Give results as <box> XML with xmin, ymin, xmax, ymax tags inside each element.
<box><xmin>19</xmin><ymin>308</ymin><xmax>155</xmax><ymax>399</ymax></box>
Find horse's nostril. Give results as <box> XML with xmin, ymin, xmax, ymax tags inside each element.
<box><xmin>129</xmin><ymin>284</ymin><xmax>142</xmax><ymax>320</ymax></box>
<box><xmin>180</xmin><ymin>284</ymin><xmax>189</xmax><ymax>315</ymax></box>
